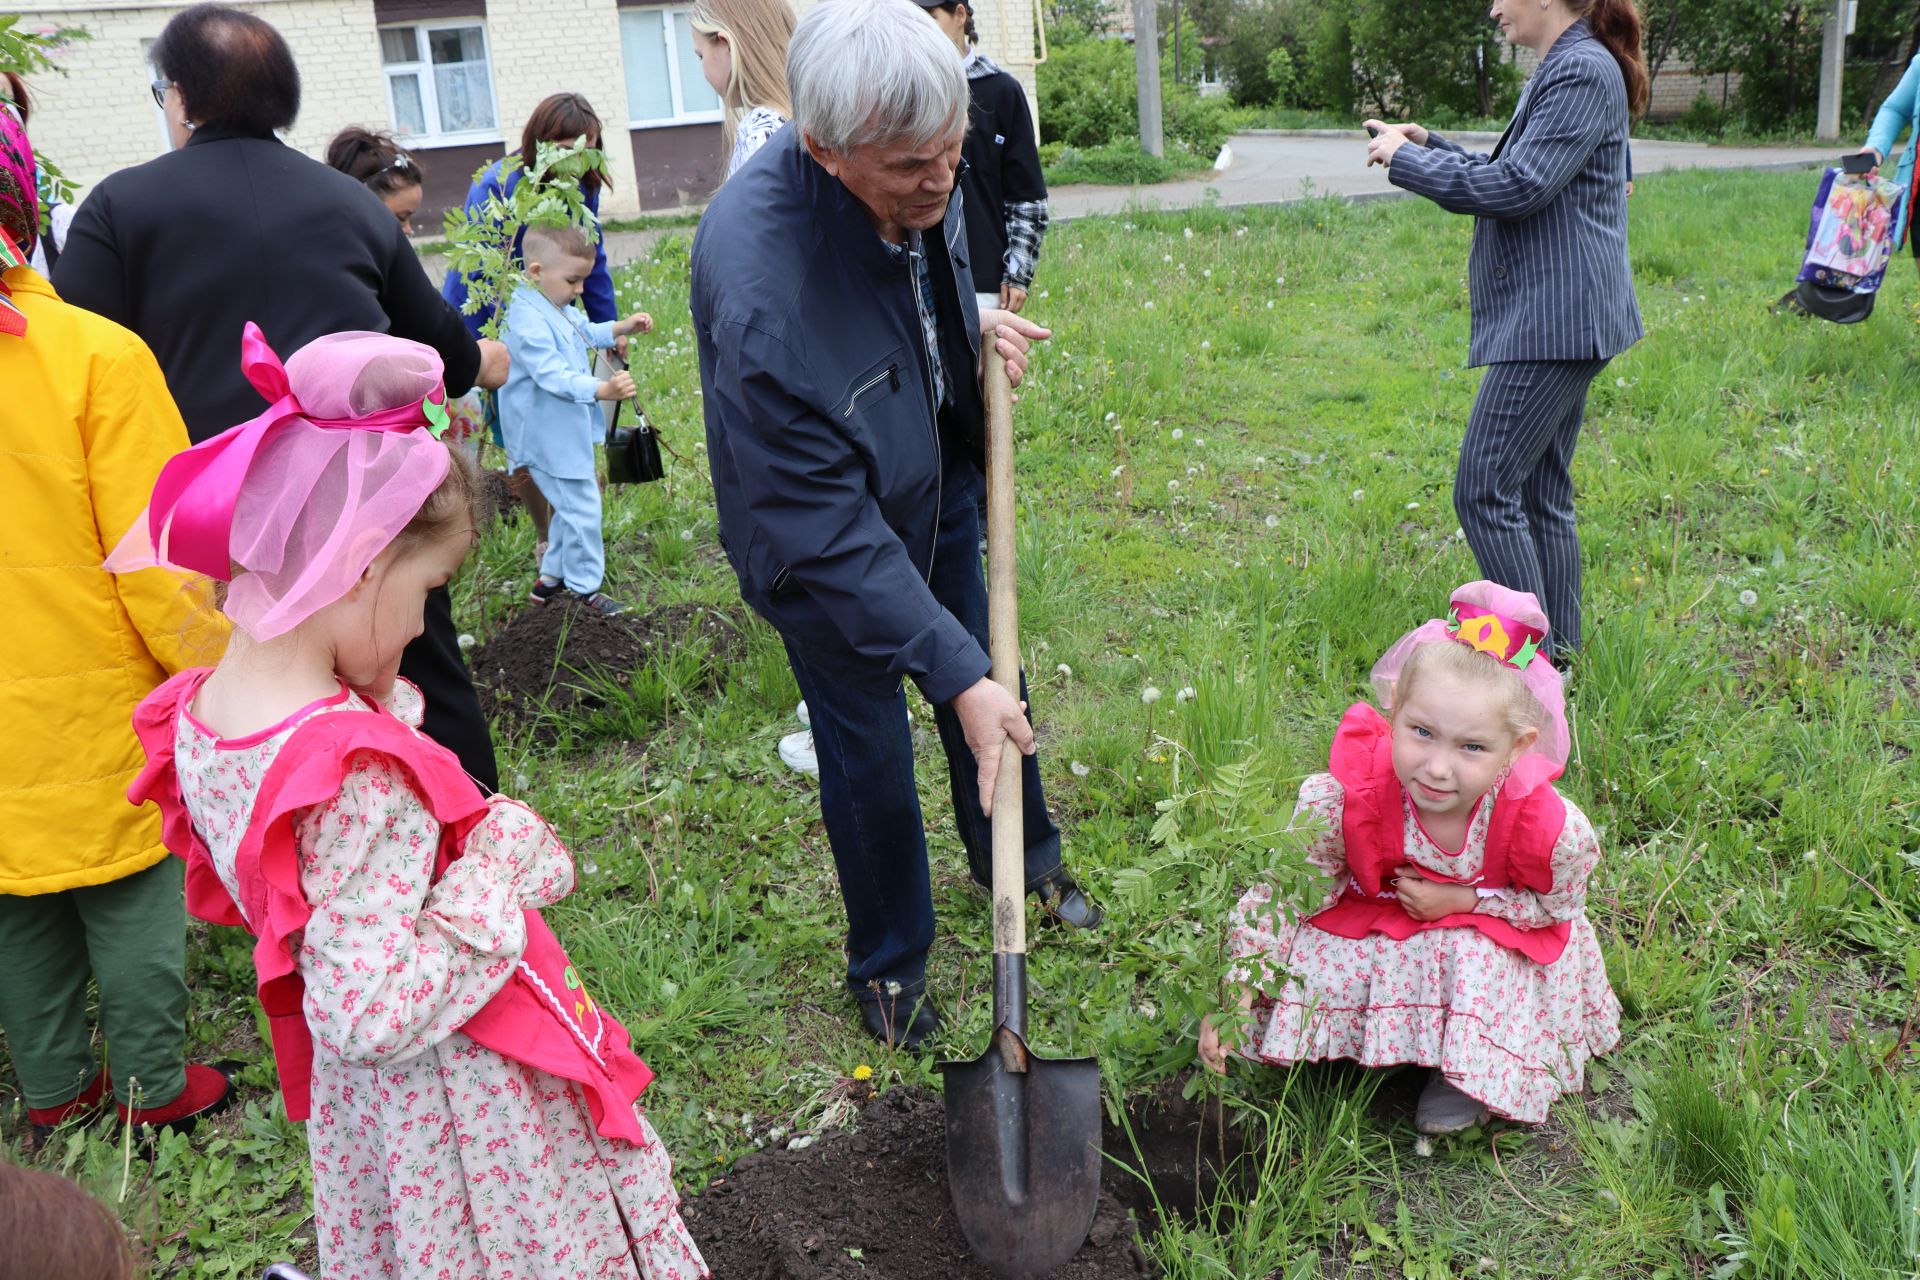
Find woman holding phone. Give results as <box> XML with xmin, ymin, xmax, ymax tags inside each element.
<box><xmin>1364</xmin><ymin>0</ymin><xmax>1646</xmax><ymax>661</ymax></box>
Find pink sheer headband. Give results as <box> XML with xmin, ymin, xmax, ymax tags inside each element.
<box><xmin>1369</xmin><ymin>580</ymin><xmax>1571</xmax><ymax>793</ymax></box>
<box><xmin>107</xmin><ymin>324</ymin><xmax>453</xmax><ymax>641</ymax></box>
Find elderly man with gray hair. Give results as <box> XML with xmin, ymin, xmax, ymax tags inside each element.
<box><xmin>691</xmin><ymin>0</ymin><xmax>1099</xmax><ymax>1051</ymax></box>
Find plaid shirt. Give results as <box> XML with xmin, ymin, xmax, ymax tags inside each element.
<box><xmin>1002</xmin><ymin>199</ymin><xmax>1049</xmax><ymax>290</ymax></box>
<box><xmin>882</xmin><ymin>229</ymin><xmax>949</xmax><ymax>407</ymax></box>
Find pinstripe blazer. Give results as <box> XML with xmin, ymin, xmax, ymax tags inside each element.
<box><xmin>1389</xmin><ymin>20</ymin><xmax>1643</xmax><ymax>367</ymax></box>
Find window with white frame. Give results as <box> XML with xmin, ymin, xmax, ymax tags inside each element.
<box><xmin>380</xmin><ymin>22</ymin><xmax>499</xmax><ymax>144</ymax></box>
<box><xmin>619</xmin><ymin>7</ymin><xmax>722</xmax><ymax>128</ymax></box>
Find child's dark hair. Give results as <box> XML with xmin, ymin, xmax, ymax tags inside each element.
<box><xmin>390</xmin><ymin>443</ymin><xmax>486</xmax><ymax>559</ymax></box>
<box><xmin>325</xmin><ymin>126</ymin><xmax>423</xmax><ymax>197</ymax></box>
<box><xmin>936</xmin><ymin>2</ymin><xmax>978</xmax><ymax>43</ymax></box>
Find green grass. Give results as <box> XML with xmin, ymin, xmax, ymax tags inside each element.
<box><xmin>1043</xmin><ymin>141</ymin><xmax>1217</xmax><ymax>186</ymax></box>
<box><xmin>7</xmin><ymin>167</ymin><xmax>1919</xmax><ymax>1278</ymax></box>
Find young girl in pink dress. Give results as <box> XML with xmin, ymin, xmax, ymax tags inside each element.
<box><xmin>110</xmin><ymin>326</ymin><xmax>708</xmax><ymax>1279</ymax></box>
<box><xmin>1199</xmin><ymin>582</ymin><xmax>1621</xmax><ymax>1133</ymax></box>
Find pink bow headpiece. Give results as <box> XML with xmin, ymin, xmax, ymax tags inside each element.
<box><xmin>108</xmin><ymin>324</ymin><xmax>453</xmax><ymax>641</ymax></box>
<box><xmin>1369</xmin><ymin>580</ymin><xmax>1570</xmax><ymax>793</ymax></box>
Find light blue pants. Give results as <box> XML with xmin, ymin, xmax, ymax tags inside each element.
<box><xmin>527</xmin><ymin>466</ymin><xmax>605</xmax><ymax>595</ymax></box>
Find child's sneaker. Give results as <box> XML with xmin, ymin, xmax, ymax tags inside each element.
<box><xmin>118</xmin><ymin>1062</ymin><xmax>235</xmax><ymax>1135</ymax></box>
<box><xmin>578</xmin><ymin>591</ymin><xmax>630</xmax><ymax>617</ymax></box>
<box><xmin>779</xmin><ymin>729</ymin><xmax>819</xmax><ymax>776</ymax></box>
<box><xmin>529</xmin><ymin>577</ymin><xmax>565</xmax><ymax>605</ymax></box>
<box><xmin>1414</xmin><ymin>1070</ymin><xmax>1491</xmax><ymax>1134</ymax></box>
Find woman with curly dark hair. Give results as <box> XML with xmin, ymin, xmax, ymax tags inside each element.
<box><xmin>325</xmin><ymin>126</ymin><xmax>425</xmax><ymax>234</ymax></box>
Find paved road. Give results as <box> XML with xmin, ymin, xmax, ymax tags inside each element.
<box><xmin>1049</xmin><ymin>130</ymin><xmax>1838</xmax><ymax>218</ymax></box>
<box><xmin>422</xmin><ymin>131</ymin><xmax>1837</xmax><ymax>283</ymax></box>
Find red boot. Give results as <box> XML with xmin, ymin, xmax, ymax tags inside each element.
<box><xmin>117</xmin><ymin>1063</ymin><xmax>235</xmax><ymax>1134</ymax></box>
<box><xmin>26</xmin><ymin>1067</ymin><xmax>107</xmax><ymax>1143</ymax></box>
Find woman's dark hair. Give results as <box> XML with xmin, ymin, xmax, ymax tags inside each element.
<box><xmin>151</xmin><ymin>3</ymin><xmax>300</xmax><ymax>134</ymax></box>
<box><xmin>326</xmin><ymin>126</ymin><xmax>423</xmax><ymax>196</ymax></box>
<box><xmin>1575</xmin><ymin>0</ymin><xmax>1649</xmax><ymax>119</ymax></box>
<box><xmin>0</xmin><ymin>1163</ymin><xmax>136</xmax><ymax>1280</ymax></box>
<box><xmin>937</xmin><ymin>2</ymin><xmax>978</xmax><ymax>44</ymax></box>
<box><xmin>519</xmin><ymin>92</ymin><xmax>610</xmax><ymax>198</ymax></box>
<box><xmin>2</xmin><ymin>72</ymin><xmax>29</xmax><ymax>125</ymax></box>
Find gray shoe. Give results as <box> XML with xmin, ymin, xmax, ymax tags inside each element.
<box><xmin>1415</xmin><ymin>1070</ymin><xmax>1490</xmax><ymax>1134</ymax></box>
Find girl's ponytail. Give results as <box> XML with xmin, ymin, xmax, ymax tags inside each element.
<box><xmin>1579</xmin><ymin>0</ymin><xmax>1650</xmax><ymax>119</ymax></box>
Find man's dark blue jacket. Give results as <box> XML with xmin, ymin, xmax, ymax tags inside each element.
<box><xmin>691</xmin><ymin>128</ymin><xmax>991</xmax><ymax>703</ymax></box>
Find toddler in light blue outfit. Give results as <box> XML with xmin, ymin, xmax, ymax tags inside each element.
<box><xmin>499</xmin><ymin>223</ymin><xmax>651</xmax><ymax>616</ymax></box>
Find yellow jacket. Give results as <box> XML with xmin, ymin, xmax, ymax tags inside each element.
<box><xmin>0</xmin><ymin>265</ymin><xmax>226</xmax><ymax>895</ymax></box>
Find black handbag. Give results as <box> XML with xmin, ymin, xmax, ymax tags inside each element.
<box><xmin>605</xmin><ymin>396</ymin><xmax>666</xmax><ymax>486</ymax></box>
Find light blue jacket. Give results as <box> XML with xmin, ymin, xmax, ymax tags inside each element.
<box><xmin>499</xmin><ymin>286</ymin><xmax>616</xmax><ymax>479</ymax></box>
<box><xmin>1866</xmin><ymin>53</ymin><xmax>1920</xmax><ymax>247</ymax></box>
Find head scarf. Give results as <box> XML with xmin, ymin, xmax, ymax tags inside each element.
<box><xmin>1368</xmin><ymin>581</ymin><xmax>1571</xmax><ymax>796</ymax></box>
<box><xmin>0</xmin><ymin>100</ymin><xmax>35</xmax><ymax>337</ymax></box>
<box><xmin>107</xmin><ymin>324</ymin><xmax>455</xmax><ymax>641</ymax></box>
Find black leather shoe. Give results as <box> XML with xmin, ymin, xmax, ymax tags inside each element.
<box><xmin>1033</xmin><ymin>872</ymin><xmax>1103</xmax><ymax>931</ymax></box>
<box><xmin>856</xmin><ymin>990</ymin><xmax>940</xmax><ymax>1052</ymax></box>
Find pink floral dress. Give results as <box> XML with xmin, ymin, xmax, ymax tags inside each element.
<box><xmin>1228</xmin><ymin>773</ymin><xmax>1621</xmax><ymax>1123</ymax></box>
<box><xmin>172</xmin><ymin>682</ymin><xmax>708</xmax><ymax>1280</ymax></box>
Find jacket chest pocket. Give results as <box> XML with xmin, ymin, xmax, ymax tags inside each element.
<box><xmin>840</xmin><ymin>347</ymin><xmax>908</xmax><ymax>420</ymax></box>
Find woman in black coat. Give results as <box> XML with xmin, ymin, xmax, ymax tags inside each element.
<box><xmin>55</xmin><ymin>2</ymin><xmax>509</xmax><ymax>788</ymax></box>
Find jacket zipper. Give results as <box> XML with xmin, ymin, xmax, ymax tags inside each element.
<box><xmin>843</xmin><ymin>364</ymin><xmax>899</xmax><ymax>418</ymax></box>
<box><xmin>917</xmin><ymin>309</ymin><xmax>942</xmax><ymax>589</ymax></box>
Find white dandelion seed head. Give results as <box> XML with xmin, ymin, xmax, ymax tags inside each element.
<box><xmin>457</xmin><ymin>633</ymin><xmax>476</xmax><ymax>650</ymax></box>
<box><xmin>1110</xmin><ymin>465</ymin><xmax>1125</xmax><ymax>477</ymax></box>
<box><xmin>1056</xmin><ymin>663</ymin><xmax>1073</xmax><ymax>677</ymax></box>
<box><xmin>1167</xmin><ymin>479</ymin><xmax>1179</xmax><ymax>490</ymax></box>
<box><xmin>1176</xmin><ymin>686</ymin><xmax>1197</xmax><ymax>703</ymax></box>
<box><xmin>1200</xmin><ymin>340</ymin><xmax>1211</xmax><ymax>349</ymax></box>
<box><xmin>1143</xmin><ymin>300</ymin><xmax>1156</xmax><ymax>309</ymax></box>
<box><xmin>1265</xmin><ymin>514</ymin><xmax>1279</xmax><ymax>528</ymax></box>
<box><xmin>1070</xmin><ymin>760</ymin><xmax>1091</xmax><ymax>777</ymax></box>
<box><xmin>1803</xmin><ymin>849</ymin><xmax>1818</xmax><ymax>863</ymax></box>
<box><xmin>1171</xmin><ymin>428</ymin><xmax>1184</xmax><ymax>440</ymax></box>
<box><xmin>1406</xmin><ymin>501</ymin><xmax>1421</xmax><ymax>511</ymax></box>
<box><xmin>1352</xmin><ymin>489</ymin><xmax>1365</xmax><ymax>501</ymax></box>
<box><xmin>1739</xmin><ymin>589</ymin><xmax>1759</xmax><ymax>607</ymax></box>
<box><xmin>1104</xmin><ymin>411</ymin><xmax>1117</xmax><ymax>422</ymax></box>
<box><xmin>680</xmin><ymin>529</ymin><xmax>694</xmax><ymax>540</ymax></box>
<box><xmin>1183</xmin><ymin>227</ymin><xmax>1194</xmax><ymax>239</ymax></box>
<box><xmin>1141</xmin><ymin>686</ymin><xmax>1162</xmax><ymax>705</ymax></box>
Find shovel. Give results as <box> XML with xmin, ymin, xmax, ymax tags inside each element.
<box><xmin>938</xmin><ymin>351</ymin><xmax>1102</xmax><ymax>1278</ymax></box>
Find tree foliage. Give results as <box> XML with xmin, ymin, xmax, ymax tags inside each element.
<box><xmin>440</xmin><ymin>138</ymin><xmax>605</xmax><ymax>340</ymax></box>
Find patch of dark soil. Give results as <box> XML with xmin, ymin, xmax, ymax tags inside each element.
<box><xmin>469</xmin><ymin>597</ymin><xmax>749</xmax><ymax>729</ymax></box>
<box><xmin>1098</xmin><ymin>1083</ymin><xmax>1252</xmax><ymax>1228</ymax></box>
<box><xmin>480</xmin><ymin>469</ymin><xmax>518</xmax><ymax>524</ymax></box>
<box><xmin>682</xmin><ymin>1086</ymin><xmax>1154</xmax><ymax>1279</ymax></box>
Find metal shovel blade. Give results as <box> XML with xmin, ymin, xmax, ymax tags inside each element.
<box><xmin>939</xmin><ymin>960</ymin><xmax>1102</xmax><ymax>1278</ymax></box>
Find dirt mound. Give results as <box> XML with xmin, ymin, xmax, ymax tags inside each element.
<box><xmin>468</xmin><ymin>597</ymin><xmax>748</xmax><ymax>728</ymax></box>
<box><xmin>682</xmin><ymin>1087</ymin><xmax>1151</xmax><ymax>1280</ymax></box>
<box><xmin>479</xmin><ymin>469</ymin><xmax>518</xmax><ymax>524</ymax></box>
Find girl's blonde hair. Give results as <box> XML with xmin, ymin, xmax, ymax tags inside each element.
<box><xmin>690</xmin><ymin>0</ymin><xmax>797</xmax><ymax>151</ymax></box>
<box><xmin>1389</xmin><ymin>641</ymin><xmax>1546</xmax><ymax>746</ymax></box>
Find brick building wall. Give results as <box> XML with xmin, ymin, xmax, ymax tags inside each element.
<box><xmin>1509</xmin><ymin>44</ymin><xmax>1740</xmax><ymax>123</ymax></box>
<box><xmin>16</xmin><ymin>0</ymin><xmax>1039</xmax><ymax>218</ymax></box>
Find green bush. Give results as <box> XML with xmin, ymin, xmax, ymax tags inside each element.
<box><xmin>1679</xmin><ymin>90</ymin><xmax>1730</xmax><ymax>137</ymax></box>
<box><xmin>1042</xmin><ymin>142</ymin><xmax>1201</xmax><ymax>186</ymax></box>
<box><xmin>1036</xmin><ymin>35</ymin><xmax>1138</xmax><ymax>149</ymax></box>
<box><xmin>1218</xmin><ymin>0</ymin><xmax>1303</xmax><ymax>107</ymax></box>
<box><xmin>1164</xmin><ymin>85</ymin><xmax>1234</xmax><ymax>156</ymax></box>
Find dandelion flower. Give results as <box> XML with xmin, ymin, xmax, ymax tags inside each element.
<box><xmin>457</xmin><ymin>633</ymin><xmax>476</xmax><ymax>650</ymax></box>
<box><xmin>680</xmin><ymin>529</ymin><xmax>694</xmax><ymax>541</ymax></box>
<box><xmin>1352</xmin><ymin>488</ymin><xmax>1365</xmax><ymax>501</ymax></box>
<box><xmin>1183</xmin><ymin>227</ymin><xmax>1194</xmax><ymax>239</ymax></box>
<box><xmin>1171</xmin><ymin>428</ymin><xmax>1184</xmax><ymax>440</ymax></box>
<box><xmin>1141</xmin><ymin>686</ymin><xmax>1162</xmax><ymax>704</ymax></box>
<box><xmin>1104</xmin><ymin>411</ymin><xmax>1116</xmax><ymax>422</ymax></box>
<box><xmin>1202</xmin><ymin>269</ymin><xmax>1212</xmax><ymax>279</ymax></box>
<box><xmin>1110</xmin><ymin>465</ymin><xmax>1125</xmax><ymax>477</ymax></box>
<box><xmin>1739</xmin><ymin>589</ymin><xmax>1759</xmax><ymax>607</ymax></box>
<box><xmin>1070</xmin><ymin>760</ymin><xmax>1091</xmax><ymax>777</ymax></box>
<box><xmin>1406</xmin><ymin>501</ymin><xmax>1421</xmax><ymax>511</ymax></box>
<box><xmin>1266</xmin><ymin>299</ymin><xmax>1275</xmax><ymax>309</ymax></box>
<box><xmin>1200</xmin><ymin>340</ymin><xmax>1211</xmax><ymax>349</ymax></box>
<box><xmin>1167</xmin><ymin>479</ymin><xmax>1179</xmax><ymax>490</ymax></box>
<box><xmin>1143</xmin><ymin>300</ymin><xmax>1156</xmax><ymax>309</ymax></box>
<box><xmin>852</xmin><ymin>1064</ymin><xmax>874</xmax><ymax>1081</ymax></box>
<box><xmin>1265</xmin><ymin>514</ymin><xmax>1279</xmax><ymax>528</ymax></box>
<box><xmin>1176</xmin><ymin>686</ymin><xmax>1197</xmax><ymax>703</ymax></box>
<box><xmin>1616</xmin><ymin>376</ymin><xmax>1627</xmax><ymax>387</ymax></box>
<box><xmin>1056</xmin><ymin>663</ymin><xmax>1073</xmax><ymax>677</ymax></box>
<box><xmin>1163</xmin><ymin>253</ymin><xmax>1173</xmax><ymax>263</ymax></box>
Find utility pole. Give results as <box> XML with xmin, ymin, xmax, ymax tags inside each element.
<box><xmin>1134</xmin><ymin>0</ymin><xmax>1163</xmax><ymax>156</ymax></box>
<box><xmin>1816</xmin><ymin>0</ymin><xmax>1853</xmax><ymax>141</ymax></box>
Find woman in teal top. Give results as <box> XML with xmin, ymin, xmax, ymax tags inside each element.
<box><xmin>1863</xmin><ymin>53</ymin><xmax>1920</xmax><ymax>252</ymax></box>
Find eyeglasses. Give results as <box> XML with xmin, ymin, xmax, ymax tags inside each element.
<box><xmin>150</xmin><ymin>79</ymin><xmax>173</xmax><ymax>108</ymax></box>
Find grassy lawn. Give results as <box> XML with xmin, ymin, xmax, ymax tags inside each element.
<box><xmin>6</xmin><ymin>166</ymin><xmax>1918</xmax><ymax>1279</ymax></box>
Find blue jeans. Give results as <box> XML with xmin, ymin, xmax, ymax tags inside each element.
<box><xmin>784</xmin><ymin>461</ymin><xmax>1063</xmax><ymax>1003</ymax></box>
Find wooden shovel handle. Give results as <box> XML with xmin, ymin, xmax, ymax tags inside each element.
<box><xmin>984</xmin><ymin>351</ymin><xmax>1025</xmax><ymax>960</ymax></box>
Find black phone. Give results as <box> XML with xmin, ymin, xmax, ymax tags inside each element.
<box><xmin>1842</xmin><ymin>151</ymin><xmax>1876</xmax><ymax>175</ymax></box>
<box><xmin>1366</xmin><ymin>124</ymin><xmax>1382</xmax><ymax>138</ymax></box>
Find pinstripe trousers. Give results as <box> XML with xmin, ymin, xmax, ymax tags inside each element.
<box><xmin>1455</xmin><ymin>358</ymin><xmax>1609</xmax><ymax>656</ymax></box>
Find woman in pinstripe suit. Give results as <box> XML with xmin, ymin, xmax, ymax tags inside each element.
<box><xmin>1365</xmin><ymin>0</ymin><xmax>1647</xmax><ymax>660</ymax></box>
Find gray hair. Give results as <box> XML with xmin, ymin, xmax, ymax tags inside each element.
<box><xmin>787</xmin><ymin>0</ymin><xmax>968</xmax><ymax>154</ymax></box>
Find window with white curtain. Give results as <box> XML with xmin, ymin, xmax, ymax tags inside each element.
<box><xmin>619</xmin><ymin>7</ymin><xmax>722</xmax><ymax>128</ymax></box>
<box><xmin>380</xmin><ymin>22</ymin><xmax>499</xmax><ymax>144</ymax></box>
